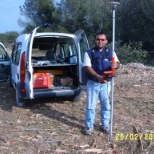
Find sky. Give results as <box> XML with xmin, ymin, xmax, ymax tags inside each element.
<box><xmin>0</xmin><ymin>0</ymin><xmax>25</xmax><ymax>33</ymax></box>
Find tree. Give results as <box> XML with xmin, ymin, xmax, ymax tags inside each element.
<box><xmin>18</xmin><ymin>0</ymin><xmax>154</xmax><ymax>50</ymax></box>
<box><xmin>117</xmin><ymin>0</ymin><xmax>154</xmax><ymax>49</ymax></box>
<box><xmin>59</xmin><ymin>0</ymin><xmax>112</xmax><ymax>45</ymax></box>
<box><xmin>18</xmin><ymin>0</ymin><xmax>113</xmax><ymax>40</ymax></box>
<box><xmin>18</xmin><ymin>0</ymin><xmax>59</xmax><ymax>32</ymax></box>
<box><xmin>0</xmin><ymin>31</ymin><xmax>19</xmax><ymax>46</ymax></box>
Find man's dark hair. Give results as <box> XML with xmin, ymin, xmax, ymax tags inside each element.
<box><xmin>95</xmin><ymin>31</ymin><xmax>108</xmax><ymax>40</ymax></box>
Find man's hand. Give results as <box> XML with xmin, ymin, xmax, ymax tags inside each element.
<box><xmin>85</xmin><ymin>66</ymin><xmax>107</xmax><ymax>84</ymax></box>
<box><xmin>97</xmin><ymin>75</ymin><xmax>107</xmax><ymax>84</ymax></box>
<box><xmin>111</xmin><ymin>62</ymin><xmax>120</xmax><ymax>69</ymax></box>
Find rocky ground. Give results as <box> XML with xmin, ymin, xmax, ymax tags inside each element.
<box><xmin>0</xmin><ymin>63</ymin><xmax>154</xmax><ymax>154</ymax></box>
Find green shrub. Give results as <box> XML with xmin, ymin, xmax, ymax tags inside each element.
<box><xmin>0</xmin><ymin>31</ymin><xmax>19</xmax><ymax>46</ymax></box>
<box><xmin>116</xmin><ymin>41</ymin><xmax>148</xmax><ymax>65</ymax></box>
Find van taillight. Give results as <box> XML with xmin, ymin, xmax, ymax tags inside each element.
<box><xmin>20</xmin><ymin>52</ymin><xmax>26</xmax><ymax>82</ymax></box>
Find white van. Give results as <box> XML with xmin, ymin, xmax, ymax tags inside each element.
<box><xmin>9</xmin><ymin>27</ymin><xmax>89</xmax><ymax>107</ymax></box>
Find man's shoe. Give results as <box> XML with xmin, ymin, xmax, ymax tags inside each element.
<box><xmin>101</xmin><ymin>127</ymin><xmax>110</xmax><ymax>134</ymax></box>
<box><xmin>82</xmin><ymin>128</ymin><xmax>93</xmax><ymax>135</ymax></box>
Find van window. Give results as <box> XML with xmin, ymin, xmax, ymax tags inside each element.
<box><xmin>55</xmin><ymin>44</ymin><xmax>62</xmax><ymax>58</ymax></box>
<box><xmin>55</xmin><ymin>42</ymin><xmax>77</xmax><ymax>59</ymax></box>
<box><xmin>63</xmin><ymin>43</ymin><xmax>70</xmax><ymax>57</ymax></box>
<box><xmin>0</xmin><ymin>45</ymin><xmax>7</xmax><ymax>61</ymax></box>
<box><xmin>11</xmin><ymin>44</ymin><xmax>22</xmax><ymax>64</ymax></box>
<box><xmin>32</xmin><ymin>48</ymin><xmax>46</xmax><ymax>57</ymax></box>
<box><xmin>69</xmin><ymin>43</ymin><xmax>77</xmax><ymax>56</ymax></box>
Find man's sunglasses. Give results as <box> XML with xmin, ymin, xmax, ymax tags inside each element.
<box><xmin>96</xmin><ymin>38</ymin><xmax>106</xmax><ymax>41</ymax></box>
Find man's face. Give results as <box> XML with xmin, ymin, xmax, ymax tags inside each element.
<box><xmin>95</xmin><ymin>34</ymin><xmax>108</xmax><ymax>50</ymax></box>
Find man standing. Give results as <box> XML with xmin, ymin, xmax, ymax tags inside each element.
<box><xmin>83</xmin><ymin>31</ymin><xmax>120</xmax><ymax>135</ymax></box>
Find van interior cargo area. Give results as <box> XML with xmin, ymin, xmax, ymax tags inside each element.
<box><xmin>31</xmin><ymin>36</ymin><xmax>79</xmax><ymax>90</ymax></box>
<box><xmin>33</xmin><ymin>65</ymin><xmax>79</xmax><ymax>89</ymax></box>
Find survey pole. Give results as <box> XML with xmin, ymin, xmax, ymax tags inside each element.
<box><xmin>109</xmin><ymin>1</ymin><xmax>120</xmax><ymax>142</ymax></box>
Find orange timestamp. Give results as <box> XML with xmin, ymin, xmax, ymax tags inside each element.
<box><xmin>115</xmin><ymin>133</ymin><xmax>154</xmax><ymax>140</ymax></box>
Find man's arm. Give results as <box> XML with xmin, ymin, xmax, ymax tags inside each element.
<box><xmin>112</xmin><ymin>51</ymin><xmax>120</xmax><ymax>69</ymax></box>
<box><xmin>85</xmin><ymin>66</ymin><xmax>107</xmax><ymax>83</ymax></box>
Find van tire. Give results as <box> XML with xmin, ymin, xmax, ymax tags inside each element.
<box><xmin>16</xmin><ymin>89</ymin><xmax>25</xmax><ymax>107</ymax></box>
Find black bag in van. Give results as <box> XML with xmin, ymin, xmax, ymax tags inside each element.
<box><xmin>53</xmin><ymin>76</ymin><xmax>61</xmax><ymax>86</ymax></box>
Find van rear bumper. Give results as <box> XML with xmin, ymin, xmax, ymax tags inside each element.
<box><xmin>33</xmin><ymin>87</ymin><xmax>81</xmax><ymax>98</ymax></box>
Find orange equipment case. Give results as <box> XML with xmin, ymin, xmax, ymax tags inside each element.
<box><xmin>33</xmin><ymin>73</ymin><xmax>50</xmax><ymax>89</ymax></box>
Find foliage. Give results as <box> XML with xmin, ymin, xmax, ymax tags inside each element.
<box><xmin>2</xmin><ymin>0</ymin><xmax>151</xmax><ymax>66</ymax></box>
<box><xmin>18</xmin><ymin>0</ymin><xmax>60</xmax><ymax>32</ymax></box>
<box><xmin>116</xmin><ymin>0</ymin><xmax>154</xmax><ymax>50</ymax></box>
<box><xmin>0</xmin><ymin>31</ymin><xmax>19</xmax><ymax>46</ymax></box>
<box><xmin>18</xmin><ymin>0</ymin><xmax>112</xmax><ymax>37</ymax></box>
<box><xmin>116</xmin><ymin>42</ymin><xmax>148</xmax><ymax>65</ymax></box>
<box><xmin>15</xmin><ymin>0</ymin><xmax>154</xmax><ymax>50</ymax></box>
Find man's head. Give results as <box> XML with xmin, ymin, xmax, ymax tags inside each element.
<box><xmin>95</xmin><ymin>32</ymin><xmax>108</xmax><ymax>50</ymax></box>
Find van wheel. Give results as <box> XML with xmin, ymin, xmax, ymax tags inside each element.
<box><xmin>71</xmin><ymin>92</ymin><xmax>82</xmax><ymax>102</ymax></box>
<box><xmin>16</xmin><ymin>89</ymin><xmax>25</xmax><ymax>107</ymax></box>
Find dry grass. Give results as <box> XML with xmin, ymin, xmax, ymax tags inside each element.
<box><xmin>0</xmin><ymin>64</ymin><xmax>154</xmax><ymax>154</ymax></box>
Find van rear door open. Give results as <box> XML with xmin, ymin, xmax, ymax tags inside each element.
<box><xmin>74</xmin><ymin>30</ymin><xmax>90</xmax><ymax>85</ymax></box>
<box><xmin>25</xmin><ymin>27</ymin><xmax>40</xmax><ymax>99</ymax></box>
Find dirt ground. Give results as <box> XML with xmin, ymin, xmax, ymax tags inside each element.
<box><xmin>0</xmin><ymin>63</ymin><xmax>154</xmax><ymax>154</ymax></box>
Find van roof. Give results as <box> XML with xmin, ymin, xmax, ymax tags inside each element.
<box><xmin>16</xmin><ymin>32</ymin><xmax>76</xmax><ymax>43</ymax></box>
<box><xmin>34</xmin><ymin>32</ymin><xmax>75</xmax><ymax>38</ymax></box>
<box><xmin>16</xmin><ymin>34</ymin><xmax>30</xmax><ymax>43</ymax></box>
